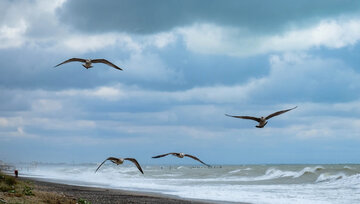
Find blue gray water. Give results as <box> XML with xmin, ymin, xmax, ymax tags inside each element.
<box><xmin>15</xmin><ymin>163</ymin><xmax>360</xmax><ymax>203</ymax></box>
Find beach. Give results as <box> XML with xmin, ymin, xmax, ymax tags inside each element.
<box><xmin>14</xmin><ymin>176</ymin><xmax>221</xmax><ymax>204</ymax></box>
<box><xmin>1</xmin><ymin>175</ymin><xmax>220</xmax><ymax>204</ymax></box>
<box><xmin>28</xmin><ymin>177</ymin><xmax>218</xmax><ymax>204</ymax></box>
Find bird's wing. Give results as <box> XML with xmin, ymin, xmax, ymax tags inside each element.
<box><xmin>95</xmin><ymin>157</ymin><xmax>117</xmax><ymax>173</ymax></box>
<box><xmin>265</xmin><ymin>106</ymin><xmax>298</xmax><ymax>120</ymax></box>
<box><xmin>124</xmin><ymin>158</ymin><xmax>144</xmax><ymax>174</ymax></box>
<box><xmin>55</xmin><ymin>58</ymin><xmax>86</xmax><ymax>67</ymax></box>
<box><xmin>184</xmin><ymin>154</ymin><xmax>211</xmax><ymax>167</ymax></box>
<box><xmin>91</xmin><ymin>59</ymin><xmax>123</xmax><ymax>70</ymax></box>
<box><xmin>152</xmin><ymin>153</ymin><xmax>176</xmax><ymax>158</ymax></box>
<box><xmin>225</xmin><ymin>114</ymin><xmax>261</xmax><ymax>122</ymax></box>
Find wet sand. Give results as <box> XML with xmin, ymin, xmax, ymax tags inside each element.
<box><xmin>20</xmin><ymin>177</ymin><xmax>221</xmax><ymax>204</ymax></box>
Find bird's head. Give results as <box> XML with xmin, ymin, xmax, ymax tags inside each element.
<box><xmin>179</xmin><ymin>153</ymin><xmax>185</xmax><ymax>158</ymax></box>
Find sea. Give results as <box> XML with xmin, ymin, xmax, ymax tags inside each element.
<box><xmin>12</xmin><ymin>163</ymin><xmax>360</xmax><ymax>204</ymax></box>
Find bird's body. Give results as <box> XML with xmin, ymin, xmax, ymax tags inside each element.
<box><xmin>225</xmin><ymin>106</ymin><xmax>297</xmax><ymax>128</ymax></box>
<box><xmin>55</xmin><ymin>58</ymin><xmax>122</xmax><ymax>70</ymax></box>
<box><xmin>109</xmin><ymin>157</ymin><xmax>125</xmax><ymax>165</ymax></box>
<box><xmin>95</xmin><ymin>157</ymin><xmax>143</xmax><ymax>174</ymax></box>
<box><xmin>256</xmin><ymin>117</ymin><xmax>268</xmax><ymax>128</ymax></box>
<box><xmin>83</xmin><ymin>59</ymin><xmax>93</xmax><ymax>69</ymax></box>
<box><xmin>175</xmin><ymin>153</ymin><xmax>185</xmax><ymax>158</ymax></box>
<box><xmin>152</xmin><ymin>152</ymin><xmax>210</xmax><ymax>167</ymax></box>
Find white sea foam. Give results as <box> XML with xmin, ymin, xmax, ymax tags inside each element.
<box><xmin>228</xmin><ymin>167</ymin><xmax>252</xmax><ymax>174</ymax></box>
<box><xmin>177</xmin><ymin>166</ymin><xmax>187</xmax><ymax>169</ymax></box>
<box><xmin>228</xmin><ymin>169</ymin><xmax>242</xmax><ymax>174</ymax></box>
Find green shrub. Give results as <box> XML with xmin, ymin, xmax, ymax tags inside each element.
<box><xmin>77</xmin><ymin>198</ymin><xmax>91</xmax><ymax>204</ymax></box>
<box><xmin>23</xmin><ymin>185</ymin><xmax>34</xmax><ymax>196</ymax></box>
<box><xmin>8</xmin><ymin>189</ymin><xmax>16</xmax><ymax>193</ymax></box>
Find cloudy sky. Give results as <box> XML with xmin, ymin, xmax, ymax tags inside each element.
<box><xmin>1</xmin><ymin>0</ymin><xmax>360</xmax><ymax>165</ymax></box>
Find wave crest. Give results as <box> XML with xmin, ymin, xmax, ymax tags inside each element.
<box><xmin>257</xmin><ymin>166</ymin><xmax>324</xmax><ymax>180</ymax></box>
<box><xmin>316</xmin><ymin>173</ymin><xmax>346</xmax><ymax>183</ymax></box>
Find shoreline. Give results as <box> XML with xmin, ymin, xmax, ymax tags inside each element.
<box><xmin>19</xmin><ymin>177</ymin><xmax>237</xmax><ymax>204</ymax></box>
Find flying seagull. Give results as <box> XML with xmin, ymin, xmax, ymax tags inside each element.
<box><xmin>55</xmin><ymin>58</ymin><xmax>123</xmax><ymax>70</ymax></box>
<box><xmin>95</xmin><ymin>157</ymin><xmax>144</xmax><ymax>174</ymax></box>
<box><xmin>152</xmin><ymin>152</ymin><xmax>211</xmax><ymax>167</ymax></box>
<box><xmin>225</xmin><ymin>106</ymin><xmax>297</xmax><ymax>128</ymax></box>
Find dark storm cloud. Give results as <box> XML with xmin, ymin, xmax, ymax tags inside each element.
<box><xmin>58</xmin><ymin>0</ymin><xmax>360</xmax><ymax>34</ymax></box>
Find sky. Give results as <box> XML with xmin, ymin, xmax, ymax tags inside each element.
<box><xmin>1</xmin><ymin>0</ymin><xmax>360</xmax><ymax>165</ymax></box>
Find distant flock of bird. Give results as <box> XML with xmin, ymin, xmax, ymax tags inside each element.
<box><xmin>55</xmin><ymin>58</ymin><xmax>298</xmax><ymax>174</ymax></box>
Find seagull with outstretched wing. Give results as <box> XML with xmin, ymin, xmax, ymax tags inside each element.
<box><xmin>55</xmin><ymin>58</ymin><xmax>123</xmax><ymax>70</ymax></box>
<box><xmin>152</xmin><ymin>152</ymin><xmax>211</xmax><ymax>167</ymax></box>
<box><xmin>95</xmin><ymin>157</ymin><xmax>143</xmax><ymax>174</ymax></box>
<box><xmin>225</xmin><ymin>106</ymin><xmax>297</xmax><ymax>128</ymax></box>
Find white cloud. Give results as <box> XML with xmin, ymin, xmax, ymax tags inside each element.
<box><xmin>0</xmin><ymin>0</ymin><xmax>67</xmax><ymax>49</ymax></box>
<box><xmin>91</xmin><ymin>86</ymin><xmax>125</xmax><ymax>100</ymax></box>
<box><xmin>0</xmin><ymin>20</ymin><xmax>27</xmax><ymax>48</ymax></box>
<box><xmin>179</xmin><ymin>18</ymin><xmax>360</xmax><ymax>57</ymax></box>
<box><xmin>62</xmin><ymin>34</ymin><xmax>117</xmax><ymax>53</ymax></box>
<box><xmin>266</xmin><ymin>19</ymin><xmax>360</xmax><ymax>51</ymax></box>
<box><xmin>59</xmin><ymin>85</ymin><xmax>126</xmax><ymax>101</ymax></box>
<box><xmin>145</xmin><ymin>32</ymin><xmax>177</xmax><ymax>49</ymax></box>
<box><xmin>0</xmin><ymin>118</ymin><xmax>8</xmax><ymax>127</ymax></box>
